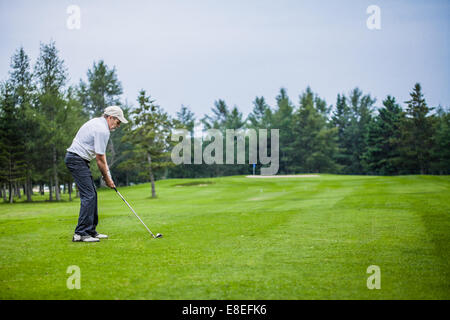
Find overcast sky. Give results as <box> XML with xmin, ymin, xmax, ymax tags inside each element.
<box><xmin>1</xmin><ymin>0</ymin><xmax>449</xmax><ymax>121</ymax></box>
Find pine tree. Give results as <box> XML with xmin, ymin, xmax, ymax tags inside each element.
<box><xmin>331</xmin><ymin>94</ymin><xmax>352</xmax><ymax>171</ymax></box>
<box><xmin>430</xmin><ymin>106</ymin><xmax>450</xmax><ymax>174</ymax></box>
<box><xmin>122</xmin><ymin>90</ymin><xmax>173</xmax><ymax>198</ymax></box>
<box><xmin>8</xmin><ymin>47</ymin><xmax>35</xmax><ymax>201</ymax></box>
<box><xmin>34</xmin><ymin>41</ymin><xmax>68</xmax><ymax>201</ymax></box>
<box><xmin>363</xmin><ymin>96</ymin><xmax>404</xmax><ymax>175</ymax></box>
<box><xmin>201</xmin><ymin>99</ymin><xmax>230</xmax><ymax>130</ymax></box>
<box><xmin>200</xmin><ymin>100</ymin><xmax>247</xmax><ymax>176</ymax></box>
<box><xmin>245</xmin><ymin>97</ymin><xmax>273</xmax><ymax>175</ymax></box>
<box><xmin>0</xmin><ymin>81</ymin><xmax>26</xmax><ymax>202</ymax></box>
<box><xmin>401</xmin><ymin>83</ymin><xmax>435</xmax><ymax>174</ymax></box>
<box><xmin>272</xmin><ymin>88</ymin><xmax>294</xmax><ymax>174</ymax></box>
<box><xmin>226</xmin><ymin>106</ymin><xmax>245</xmax><ymax>130</ymax></box>
<box><xmin>176</xmin><ymin>105</ymin><xmax>196</xmax><ymax>136</ymax></box>
<box><xmin>247</xmin><ymin>96</ymin><xmax>272</xmax><ymax>130</ymax></box>
<box><xmin>349</xmin><ymin>88</ymin><xmax>376</xmax><ymax>174</ymax></box>
<box><xmin>78</xmin><ymin>60</ymin><xmax>123</xmax><ymax>117</ymax></box>
<box><xmin>290</xmin><ymin>87</ymin><xmax>339</xmax><ymax>173</ymax></box>
<box><xmin>169</xmin><ymin>105</ymin><xmax>197</xmax><ymax>178</ymax></box>
<box><xmin>332</xmin><ymin>88</ymin><xmax>375</xmax><ymax>174</ymax></box>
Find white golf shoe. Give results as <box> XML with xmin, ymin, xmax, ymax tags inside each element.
<box><xmin>94</xmin><ymin>233</ymin><xmax>108</xmax><ymax>239</ymax></box>
<box><xmin>72</xmin><ymin>234</ymin><xmax>100</xmax><ymax>242</ymax></box>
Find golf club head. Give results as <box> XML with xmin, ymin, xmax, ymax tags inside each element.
<box><xmin>155</xmin><ymin>233</ymin><xmax>163</xmax><ymax>238</ymax></box>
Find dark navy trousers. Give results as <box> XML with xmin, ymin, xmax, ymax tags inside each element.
<box><xmin>64</xmin><ymin>152</ymin><xmax>98</xmax><ymax>236</ymax></box>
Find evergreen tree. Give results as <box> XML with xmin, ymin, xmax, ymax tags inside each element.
<box><xmin>332</xmin><ymin>88</ymin><xmax>375</xmax><ymax>174</ymax></box>
<box><xmin>122</xmin><ymin>90</ymin><xmax>173</xmax><ymax>198</ymax></box>
<box><xmin>34</xmin><ymin>41</ymin><xmax>68</xmax><ymax>201</ymax></box>
<box><xmin>226</xmin><ymin>106</ymin><xmax>245</xmax><ymax>130</ymax></box>
<box><xmin>169</xmin><ymin>105</ymin><xmax>198</xmax><ymax>178</ymax></box>
<box><xmin>78</xmin><ymin>60</ymin><xmax>123</xmax><ymax>117</ymax></box>
<box><xmin>401</xmin><ymin>83</ymin><xmax>435</xmax><ymax>174</ymax></box>
<box><xmin>271</xmin><ymin>88</ymin><xmax>294</xmax><ymax>174</ymax></box>
<box><xmin>363</xmin><ymin>96</ymin><xmax>404</xmax><ymax>175</ymax></box>
<box><xmin>201</xmin><ymin>99</ymin><xmax>230</xmax><ymax>130</ymax></box>
<box><xmin>430</xmin><ymin>106</ymin><xmax>450</xmax><ymax>174</ymax></box>
<box><xmin>201</xmin><ymin>100</ymin><xmax>245</xmax><ymax>131</ymax></box>
<box><xmin>246</xmin><ymin>96</ymin><xmax>273</xmax><ymax>175</ymax></box>
<box><xmin>176</xmin><ymin>105</ymin><xmax>196</xmax><ymax>136</ymax></box>
<box><xmin>349</xmin><ymin>88</ymin><xmax>376</xmax><ymax>174</ymax></box>
<box><xmin>290</xmin><ymin>87</ymin><xmax>339</xmax><ymax>173</ymax></box>
<box><xmin>247</xmin><ymin>96</ymin><xmax>272</xmax><ymax>129</ymax></box>
<box><xmin>0</xmin><ymin>81</ymin><xmax>26</xmax><ymax>202</ymax></box>
<box><xmin>331</xmin><ymin>94</ymin><xmax>352</xmax><ymax>171</ymax></box>
<box><xmin>8</xmin><ymin>47</ymin><xmax>35</xmax><ymax>201</ymax></box>
<box><xmin>224</xmin><ymin>106</ymin><xmax>246</xmax><ymax>175</ymax></box>
<box><xmin>200</xmin><ymin>100</ymin><xmax>227</xmax><ymax>177</ymax></box>
<box><xmin>201</xmin><ymin>100</ymin><xmax>247</xmax><ymax>176</ymax></box>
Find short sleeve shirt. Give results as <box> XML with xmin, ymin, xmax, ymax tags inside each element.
<box><xmin>67</xmin><ymin>117</ymin><xmax>110</xmax><ymax>161</ymax></box>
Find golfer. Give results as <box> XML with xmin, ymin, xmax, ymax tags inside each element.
<box><xmin>65</xmin><ymin>106</ymin><xmax>128</xmax><ymax>242</ymax></box>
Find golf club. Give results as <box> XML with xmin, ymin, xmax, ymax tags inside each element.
<box><xmin>113</xmin><ymin>187</ymin><xmax>163</xmax><ymax>239</ymax></box>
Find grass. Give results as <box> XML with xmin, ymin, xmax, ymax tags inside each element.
<box><xmin>0</xmin><ymin>174</ymin><xmax>449</xmax><ymax>299</ymax></box>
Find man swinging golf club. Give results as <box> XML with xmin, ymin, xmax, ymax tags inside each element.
<box><xmin>65</xmin><ymin>106</ymin><xmax>128</xmax><ymax>242</ymax></box>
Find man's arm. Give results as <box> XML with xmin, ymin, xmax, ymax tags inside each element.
<box><xmin>96</xmin><ymin>154</ymin><xmax>115</xmax><ymax>188</ymax></box>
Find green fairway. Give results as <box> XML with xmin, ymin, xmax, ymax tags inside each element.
<box><xmin>0</xmin><ymin>175</ymin><xmax>449</xmax><ymax>299</ymax></box>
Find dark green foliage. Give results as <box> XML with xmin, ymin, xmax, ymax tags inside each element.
<box><xmin>331</xmin><ymin>94</ymin><xmax>352</xmax><ymax>170</ymax></box>
<box><xmin>121</xmin><ymin>90</ymin><xmax>174</xmax><ymax>197</ymax></box>
<box><xmin>331</xmin><ymin>88</ymin><xmax>376</xmax><ymax>174</ymax></box>
<box><xmin>271</xmin><ymin>88</ymin><xmax>295</xmax><ymax>174</ymax></box>
<box><xmin>7</xmin><ymin>47</ymin><xmax>35</xmax><ymax>201</ymax></box>
<box><xmin>168</xmin><ymin>105</ymin><xmax>201</xmax><ymax>179</ymax></box>
<box><xmin>78</xmin><ymin>60</ymin><xmax>123</xmax><ymax>117</ymax></box>
<box><xmin>34</xmin><ymin>41</ymin><xmax>70</xmax><ymax>201</ymax></box>
<box><xmin>245</xmin><ymin>96</ymin><xmax>274</xmax><ymax>175</ymax></box>
<box><xmin>247</xmin><ymin>96</ymin><xmax>272</xmax><ymax>130</ymax></box>
<box><xmin>400</xmin><ymin>83</ymin><xmax>435</xmax><ymax>174</ymax></box>
<box><xmin>0</xmin><ymin>81</ymin><xmax>27</xmax><ymax>202</ymax></box>
<box><xmin>199</xmin><ymin>99</ymin><xmax>248</xmax><ymax>177</ymax></box>
<box><xmin>176</xmin><ymin>105</ymin><xmax>196</xmax><ymax>136</ymax></box>
<box><xmin>363</xmin><ymin>96</ymin><xmax>404</xmax><ymax>175</ymax></box>
<box><xmin>290</xmin><ymin>87</ymin><xmax>340</xmax><ymax>173</ymax></box>
<box><xmin>430</xmin><ymin>106</ymin><xmax>450</xmax><ymax>174</ymax></box>
<box><xmin>201</xmin><ymin>99</ymin><xmax>245</xmax><ymax>130</ymax></box>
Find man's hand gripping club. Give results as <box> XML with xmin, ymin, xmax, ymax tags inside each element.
<box><xmin>96</xmin><ymin>154</ymin><xmax>116</xmax><ymax>189</ymax></box>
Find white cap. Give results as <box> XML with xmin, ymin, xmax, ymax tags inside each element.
<box><xmin>104</xmin><ymin>106</ymin><xmax>128</xmax><ymax>124</ymax></box>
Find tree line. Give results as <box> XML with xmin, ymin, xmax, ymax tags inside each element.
<box><xmin>1</xmin><ymin>42</ymin><xmax>449</xmax><ymax>202</ymax></box>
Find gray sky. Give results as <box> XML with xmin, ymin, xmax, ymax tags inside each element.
<box><xmin>1</xmin><ymin>0</ymin><xmax>449</xmax><ymax>121</ymax></box>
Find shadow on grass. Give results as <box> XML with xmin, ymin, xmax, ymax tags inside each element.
<box><xmin>0</xmin><ymin>198</ymin><xmax>78</xmax><ymax>205</ymax></box>
<box><xmin>172</xmin><ymin>181</ymin><xmax>214</xmax><ymax>187</ymax></box>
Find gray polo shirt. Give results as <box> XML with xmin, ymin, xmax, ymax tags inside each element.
<box><xmin>67</xmin><ymin>117</ymin><xmax>110</xmax><ymax>161</ymax></box>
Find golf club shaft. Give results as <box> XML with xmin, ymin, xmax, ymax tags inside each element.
<box><xmin>114</xmin><ymin>188</ymin><xmax>156</xmax><ymax>238</ymax></box>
